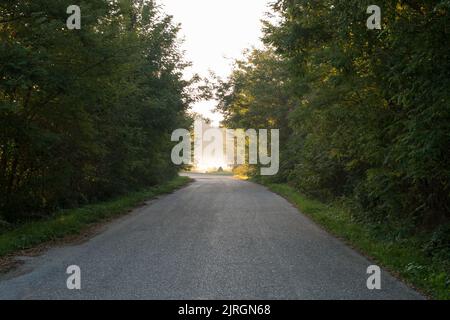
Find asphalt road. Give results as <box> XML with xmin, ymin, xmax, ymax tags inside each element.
<box><xmin>0</xmin><ymin>174</ymin><xmax>423</xmax><ymax>299</ymax></box>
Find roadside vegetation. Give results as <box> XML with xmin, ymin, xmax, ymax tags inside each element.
<box><xmin>219</xmin><ymin>1</ymin><xmax>450</xmax><ymax>299</ymax></box>
<box><xmin>0</xmin><ymin>0</ymin><xmax>194</xmax><ymax>222</ymax></box>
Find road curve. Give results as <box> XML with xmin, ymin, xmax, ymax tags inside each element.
<box><xmin>0</xmin><ymin>174</ymin><xmax>423</xmax><ymax>300</ymax></box>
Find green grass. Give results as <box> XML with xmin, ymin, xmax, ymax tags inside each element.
<box><xmin>0</xmin><ymin>176</ymin><xmax>191</xmax><ymax>258</ymax></box>
<box><xmin>257</xmin><ymin>181</ymin><xmax>449</xmax><ymax>300</ymax></box>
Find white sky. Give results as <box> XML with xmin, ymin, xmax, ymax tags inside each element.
<box><xmin>161</xmin><ymin>0</ymin><xmax>271</xmax><ymax>125</ymax></box>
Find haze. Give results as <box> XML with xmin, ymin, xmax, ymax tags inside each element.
<box><xmin>161</xmin><ymin>0</ymin><xmax>270</xmax><ymax>125</ymax></box>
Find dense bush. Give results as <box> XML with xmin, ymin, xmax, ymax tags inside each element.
<box><xmin>217</xmin><ymin>0</ymin><xmax>450</xmax><ymax>232</ymax></box>
<box><xmin>0</xmin><ymin>0</ymin><xmax>192</xmax><ymax>221</ymax></box>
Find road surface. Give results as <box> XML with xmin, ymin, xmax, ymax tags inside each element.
<box><xmin>0</xmin><ymin>174</ymin><xmax>423</xmax><ymax>299</ymax></box>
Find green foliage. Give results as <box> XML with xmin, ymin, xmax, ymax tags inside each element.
<box><xmin>215</xmin><ymin>48</ymin><xmax>295</xmax><ymax>180</ymax></box>
<box><xmin>424</xmin><ymin>223</ymin><xmax>450</xmax><ymax>262</ymax></box>
<box><xmin>218</xmin><ymin>0</ymin><xmax>450</xmax><ymax>230</ymax></box>
<box><xmin>0</xmin><ymin>1</ymin><xmax>192</xmax><ymax>221</ymax></box>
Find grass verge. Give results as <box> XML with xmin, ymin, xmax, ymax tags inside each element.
<box><xmin>0</xmin><ymin>176</ymin><xmax>191</xmax><ymax>259</ymax></box>
<box><xmin>256</xmin><ymin>180</ymin><xmax>449</xmax><ymax>300</ymax></box>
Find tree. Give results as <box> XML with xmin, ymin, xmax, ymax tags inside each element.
<box><xmin>0</xmin><ymin>0</ymin><xmax>192</xmax><ymax>220</ymax></box>
<box><xmin>218</xmin><ymin>0</ymin><xmax>450</xmax><ymax>230</ymax></box>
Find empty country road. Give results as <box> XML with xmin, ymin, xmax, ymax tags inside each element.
<box><xmin>0</xmin><ymin>174</ymin><xmax>423</xmax><ymax>300</ymax></box>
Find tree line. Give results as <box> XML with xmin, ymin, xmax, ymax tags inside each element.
<box><xmin>217</xmin><ymin>0</ymin><xmax>450</xmax><ymax>239</ymax></box>
<box><xmin>0</xmin><ymin>0</ymin><xmax>192</xmax><ymax>221</ymax></box>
